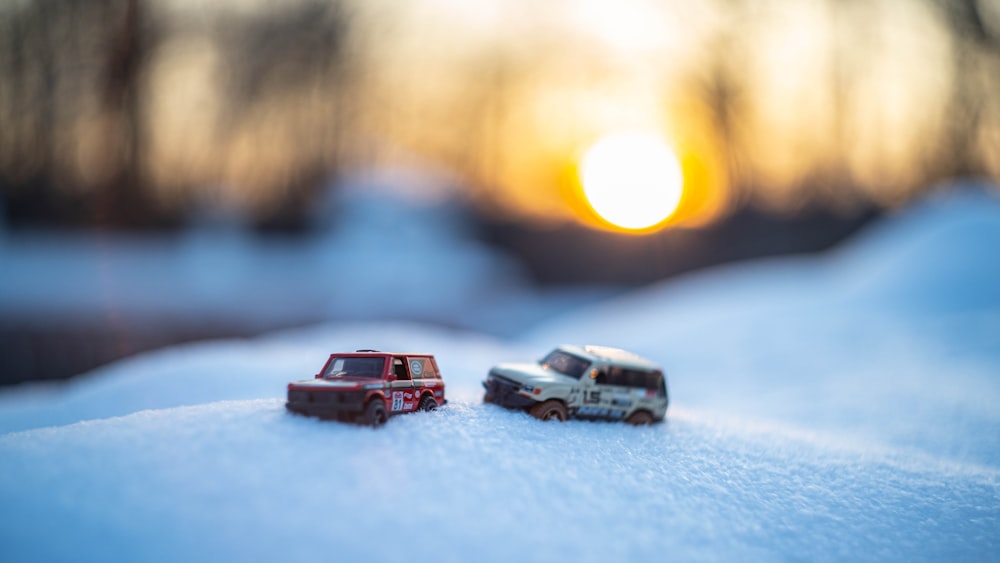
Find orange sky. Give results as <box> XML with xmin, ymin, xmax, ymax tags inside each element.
<box><xmin>2</xmin><ymin>0</ymin><xmax>997</xmax><ymax>231</ymax></box>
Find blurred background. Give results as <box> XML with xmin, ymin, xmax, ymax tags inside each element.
<box><xmin>1</xmin><ymin>0</ymin><xmax>999</xmax><ymax>385</ymax></box>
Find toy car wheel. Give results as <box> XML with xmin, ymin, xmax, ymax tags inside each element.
<box><xmin>418</xmin><ymin>395</ymin><xmax>438</xmax><ymax>412</ymax></box>
<box><xmin>529</xmin><ymin>400</ymin><xmax>567</xmax><ymax>422</ymax></box>
<box><xmin>482</xmin><ymin>393</ymin><xmax>493</xmax><ymax>404</ymax></box>
<box><xmin>363</xmin><ymin>399</ymin><xmax>389</xmax><ymax>427</ymax></box>
<box><xmin>625</xmin><ymin>410</ymin><xmax>653</xmax><ymax>426</ymax></box>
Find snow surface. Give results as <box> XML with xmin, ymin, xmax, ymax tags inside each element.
<box><xmin>2</xmin><ymin>185</ymin><xmax>999</xmax><ymax>562</ymax></box>
<box><xmin>0</xmin><ymin>178</ymin><xmax>613</xmax><ymax>333</ymax></box>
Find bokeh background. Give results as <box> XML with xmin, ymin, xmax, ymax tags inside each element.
<box><xmin>2</xmin><ymin>0</ymin><xmax>999</xmax><ymax>384</ymax></box>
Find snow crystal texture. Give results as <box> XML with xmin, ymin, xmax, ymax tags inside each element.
<box><xmin>2</xmin><ymin>185</ymin><xmax>999</xmax><ymax>562</ymax></box>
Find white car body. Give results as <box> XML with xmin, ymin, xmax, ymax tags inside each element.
<box><xmin>483</xmin><ymin>345</ymin><xmax>668</xmax><ymax>423</ymax></box>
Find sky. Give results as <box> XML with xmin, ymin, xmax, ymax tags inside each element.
<box><xmin>1</xmin><ymin>0</ymin><xmax>998</xmax><ymax>232</ymax></box>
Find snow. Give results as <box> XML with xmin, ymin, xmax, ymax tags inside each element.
<box><xmin>0</xmin><ymin>178</ymin><xmax>614</xmax><ymax>333</ymax></box>
<box><xmin>2</xmin><ymin>184</ymin><xmax>999</xmax><ymax>561</ymax></box>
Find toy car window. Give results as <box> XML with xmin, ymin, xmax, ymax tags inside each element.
<box><xmin>393</xmin><ymin>358</ymin><xmax>410</xmax><ymax>380</ymax></box>
<box><xmin>646</xmin><ymin>371</ymin><xmax>663</xmax><ymax>391</ymax></box>
<box><xmin>607</xmin><ymin>367</ymin><xmax>660</xmax><ymax>390</ymax></box>
<box><xmin>323</xmin><ymin>357</ymin><xmax>385</xmax><ymax>379</ymax></box>
<box><xmin>540</xmin><ymin>350</ymin><xmax>591</xmax><ymax>379</ymax></box>
<box><xmin>605</xmin><ymin>367</ymin><xmax>625</xmax><ymax>386</ymax></box>
<box><xmin>407</xmin><ymin>357</ymin><xmax>432</xmax><ymax>380</ymax></box>
<box><xmin>651</xmin><ymin>371</ymin><xmax>666</xmax><ymax>395</ymax></box>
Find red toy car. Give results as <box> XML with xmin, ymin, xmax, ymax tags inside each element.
<box><xmin>286</xmin><ymin>350</ymin><xmax>446</xmax><ymax>426</ymax></box>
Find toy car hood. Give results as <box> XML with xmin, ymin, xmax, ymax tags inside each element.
<box><xmin>489</xmin><ymin>362</ymin><xmax>578</xmax><ymax>385</ymax></box>
<box><xmin>288</xmin><ymin>377</ymin><xmax>376</xmax><ymax>390</ymax></box>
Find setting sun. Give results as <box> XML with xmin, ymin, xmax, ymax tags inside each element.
<box><xmin>580</xmin><ymin>131</ymin><xmax>685</xmax><ymax>231</ymax></box>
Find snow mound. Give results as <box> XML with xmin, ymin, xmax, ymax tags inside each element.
<box><xmin>527</xmin><ymin>186</ymin><xmax>1000</xmax><ymax>467</ymax></box>
<box><xmin>0</xmin><ymin>322</ymin><xmax>538</xmax><ymax>434</ymax></box>
<box><xmin>2</xmin><ymin>183</ymin><xmax>999</xmax><ymax>561</ymax></box>
<box><xmin>832</xmin><ymin>185</ymin><xmax>1000</xmax><ymax>313</ymax></box>
<box><xmin>0</xmin><ymin>186</ymin><xmax>598</xmax><ymax>332</ymax></box>
<box><xmin>2</xmin><ymin>400</ymin><xmax>996</xmax><ymax>563</ymax></box>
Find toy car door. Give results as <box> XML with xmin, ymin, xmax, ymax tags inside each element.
<box><xmin>593</xmin><ymin>367</ymin><xmax>639</xmax><ymax>420</ymax></box>
<box><xmin>578</xmin><ymin>368</ymin><xmax>614</xmax><ymax>419</ymax></box>
<box><xmin>388</xmin><ymin>356</ymin><xmax>418</xmax><ymax>413</ymax></box>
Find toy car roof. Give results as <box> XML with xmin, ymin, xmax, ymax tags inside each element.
<box><xmin>330</xmin><ymin>350</ymin><xmax>435</xmax><ymax>356</ymax></box>
<box><xmin>557</xmin><ymin>344</ymin><xmax>661</xmax><ymax>371</ymax></box>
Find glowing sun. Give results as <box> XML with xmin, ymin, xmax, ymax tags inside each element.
<box><xmin>580</xmin><ymin>131</ymin><xmax>684</xmax><ymax>230</ymax></box>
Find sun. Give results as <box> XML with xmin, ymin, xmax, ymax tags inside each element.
<box><xmin>579</xmin><ymin>131</ymin><xmax>685</xmax><ymax>231</ymax></box>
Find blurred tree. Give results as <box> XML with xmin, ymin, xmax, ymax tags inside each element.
<box><xmin>96</xmin><ymin>0</ymin><xmax>162</xmax><ymax>228</ymax></box>
<box><xmin>219</xmin><ymin>1</ymin><xmax>352</xmax><ymax>232</ymax></box>
<box><xmin>932</xmin><ymin>0</ymin><xmax>1000</xmax><ymax>179</ymax></box>
<box><xmin>0</xmin><ymin>0</ymin><xmax>354</xmax><ymax>231</ymax></box>
<box><xmin>0</xmin><ymin>0</ymin><xmax>998</xmax><ymax>231</ymax></box>
<box><xmin>0</xmin><ymin>0</ymin><xmax>171</xmax><ymax>228</ymax></box>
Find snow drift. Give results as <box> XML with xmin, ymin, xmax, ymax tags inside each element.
<box><xmin>1</xmin><ymin>185</ymin><xmax>999</xmax><ymax>562</ymax></box>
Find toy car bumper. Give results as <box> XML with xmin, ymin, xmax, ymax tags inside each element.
<box><xmin>483</xmin><ymin>375</ymin><xmax>537</xmax><ymax>409</ymax></box>
<box><xmin>286</xmin><ymin>390</ymin><xmax>366</xmax><ymax>418</ymax></box>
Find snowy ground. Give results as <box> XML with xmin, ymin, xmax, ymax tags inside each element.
<box><xmin>0</xmin><ymin>178</ymin><xmax>614</xmax><ymax>335</ymax></box>
<box><xmin>1</xmin><ymin>185</ymin><xmax>999</xmax><ymax>561</ymax></box>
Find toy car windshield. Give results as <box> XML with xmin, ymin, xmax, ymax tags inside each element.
<box><xmin>322</xmin><ymin>357</ymin><xmax>385</xmax><ymax>379</ymax></box>
<box><xmin>540</xmin><ymin>350</ymin><xmax>591</xmax><ymax>379</ymax></box>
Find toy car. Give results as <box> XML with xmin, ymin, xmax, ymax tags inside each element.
<box><xmin>286</xmin><ymin>350</ymin><xmax>446</xmax><ymax>426</ymax></box>
<box><xmin>483</xmin><ymin>345</ymin><xmax>668</xmax><ymax>424</ymax></box>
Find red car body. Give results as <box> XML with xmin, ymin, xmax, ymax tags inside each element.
<box><xmin>286</xmin><ymin>350</ymin><xmax>446</xmax><ymax>426</ymax></box>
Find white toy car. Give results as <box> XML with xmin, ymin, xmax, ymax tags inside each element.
<box><xmin>483</xmin><ymin>345</ymin><xmax>668</xmax><ymax>424</ymax></box>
